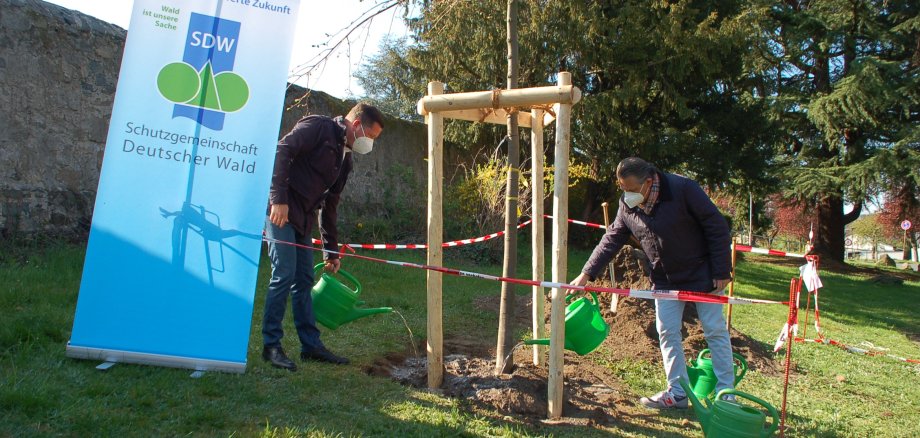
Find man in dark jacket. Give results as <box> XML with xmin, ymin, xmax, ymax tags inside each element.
<box><xmin>262</xmin><ymin>103</ymin><xmax>384</xmax><ymax>371</ymax></box>
<box><xmin>572</xmin><ymin>157</ymin><xmax>733</xmax><ymax>409</ymax></box>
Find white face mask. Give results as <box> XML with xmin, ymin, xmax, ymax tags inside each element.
<box><xmin>350</xmin><ymin>123</ymin><xmax>374</xmax><ymax>155</ymax></box>
<box><xmin>622</xmin><ymin>179</ymin><xmax>648</xmax><ymax>208</ymax></box>
<box><xmin>623</xmin><ymin>191</ymin><xmax>645</xmax><ymax>209</ymax></box>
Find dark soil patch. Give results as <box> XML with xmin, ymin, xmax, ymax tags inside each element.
<box><xmin>471</xmin><ymin>247</ymin><xmax>785</xmax><ymax>377</ymax></box>
<box><xmin>364</xmin><ymin>326</ymin><xmax>779</xmax><ymax>426</ymax></box>
<box><xmin>594</xmin><ymin>247</ymin><xmax>783</xmax><ymax>375</ymax></box>
<box><xmin>364</xmin><ymin>337</ymin><xmax>627</xmax><ymax>426</ymax></box>
<box><xmin>594</xmin><ymin>295</ymin><xmax>783</xmax><ymax>376</ymax></box>
<box><xmin>366</xmin><ymin>246</ymin><xmax>785</xmax><ymax>423</ymax></box>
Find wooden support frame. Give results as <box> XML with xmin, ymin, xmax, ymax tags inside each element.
<box><xmin>439</xmin><ymin>108</ymin><xmax>556</xmax><ymax>128</ymax></box>
<box><xmin>417</xmin><ymin>85</ymin><xmax>580</xmax><ymax>117</ymax></box>
<box><xmin>530</xmin><ymin>108</ymin><xmax>546</xmax><ymax>366</ymax></box>
<box><xmin>419</xmin><ymin>74</ymin><xmax>579</xmax><ymax>419</ymax></box>
<box><xmin>426</xmin><ymin>81</ymin><xmax>445</xmax><ymax>389</ymax></box>
<box><xmin>548</xmin><ymin>72</ymin><xmax>573</xmax><ymax>419</ymax></box>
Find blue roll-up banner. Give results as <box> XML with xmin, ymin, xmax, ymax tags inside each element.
<box><xmin>67</xmin><ymin>0</ymin><xmax>301</xmax><ymax>373</ymax></box>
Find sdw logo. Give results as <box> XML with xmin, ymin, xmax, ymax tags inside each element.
<box><xmin>156</xmin><ymin>13</ymin><xmax>248</xmax><ymax>131</ymax></box>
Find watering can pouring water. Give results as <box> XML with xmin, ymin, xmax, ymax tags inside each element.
<box><xmin>310</xmin><ymin>263</ymin><xmax>392</xmax><ymax>330</ymax></box>
<box><xmin>523</xmin><ymin>292</ymin><xmax>609</xmax><ymax>355</ymax></box>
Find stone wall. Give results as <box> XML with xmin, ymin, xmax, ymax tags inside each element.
<box><xmin>0</xmin><ymin>0</ymin><xmax>439</xmax><ymax>239</ymax></box>
<box><xmin>0</xmin><ymin>0</ymin><xmax>125</xmax><ymax>237</ymax></box>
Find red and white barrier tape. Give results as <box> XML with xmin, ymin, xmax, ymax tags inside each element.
<box><xmin>542</xmin><ymin>214</ymin><xmax>607</xmax><ymax>229</ymax></box>
<box><xmin>263</xmin><ymin>236</ymin><xmax>787</xmax><ymax>307</ymax></box>
<box><xmin>735</xmin><ymin>244</ymin><xmax>805</xmax><ymax>258</ymax></box>
<box><xmin>772</xmin><ymin>257</ymin><xmax>920</xmax><ymax>365</ymax></box>
<box><xmin>306</xmin><ymin>214</ymin><xmax>807</xmax><ymax>260</ymax></box>
<box><xmin>319</xmin><ymin>216</ymin><xmax>605</xmax><ymax>250</ymax></box>
<box><xmin>313</xmin><ymin>220</ymin><xmax>533</xmax><ymax>249</ymax></box>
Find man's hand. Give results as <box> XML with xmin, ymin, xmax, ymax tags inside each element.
<box><xmin>712</xmin><ymin>278</ymin><xmax>731</xmax><ymax>293</ymax></box>
<box><xmin>567</xmin><ymin>272</ymin><xmax>591</xmax><ymax>295</ymax></box>
<box><xmin>269</xmin><ymin>203</ymin><xmax>289</xmax><ymax>227</ymax></box>
<box><xmin>324</xmin><ymin>258</ymin><xmax>341</xmax><ymax>273</ymax></box>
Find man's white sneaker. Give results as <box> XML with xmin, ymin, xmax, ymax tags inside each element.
<box><xmin>639</xmin><ymin>390</ymin><xmax>689</xmax><ymax>409</ymax></box>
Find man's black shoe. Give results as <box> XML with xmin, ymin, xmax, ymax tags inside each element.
<box><xmin>301</xmin><ymin>346</ymin><xmax>350</xmax><ymax>365</ymax></box>
<box><xmin>262</xmin><ymin>345</ymin><xmax>297</xmax><ymax>371</ymax></box>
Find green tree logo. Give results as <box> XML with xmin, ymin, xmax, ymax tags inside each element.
<box><xmin>156</xmin><ymin>61</ymin><xmax>249</xmax><ymax>113</ymax></box>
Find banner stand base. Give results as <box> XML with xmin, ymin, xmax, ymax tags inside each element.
<box><xmin>95</xmin><ymin>361</ymin><xmax>116</xmax><ymax>371</ymax></box>
<box><xmin>66</xmin><ymin>343</ymin><xmax>246</xmax><ymax>374</ymax></box>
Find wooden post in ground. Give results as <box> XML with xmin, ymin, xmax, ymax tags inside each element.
<box><xmin>530</xmin><ymin>108</ymin><xmax>545</xmax><ymax>366</ymax></box>
<box><xmin>726</xmin><ymin>239</ymin><xmax>737</xmax><ymax>331</ymax></box>
<box><xmin>548</xmin><ymin>72</ymin><xmax>573</xmax><ymax>420</ymax></box>
<box><xmin>602</xmin><ymin>202</ymin><xmax>618</xmax><ymax>313</ymax></box>
<box><xmin>425</xmin><ymin>81</ymin><xmax>444</xmax><ymax>389</ymax></box>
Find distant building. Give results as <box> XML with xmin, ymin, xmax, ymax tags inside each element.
<box><xmin>844</xmin><ymin>233</ymin><xmax>904</xmax><ymax>261</ymax></box>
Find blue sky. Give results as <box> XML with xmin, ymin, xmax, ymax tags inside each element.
<box><xmin>44</xmin><ymin>0</ymin><xmax>410</xmax><ymax>99</ymax></box>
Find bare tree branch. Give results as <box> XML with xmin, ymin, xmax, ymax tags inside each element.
<box><xmin>287</xmin><ymin>0</ymin><xmax>406</xmax><ymax>96</ymax></box>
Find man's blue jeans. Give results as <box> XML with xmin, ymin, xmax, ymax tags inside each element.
<box><xmin>262</xmin><ymin>216</ymin><xmax>324</xmax><ymax>352</ymax></box>
<box><xmin>655</xmin><ymin>295</ymin><xmax>734</xmax><ymax>397</ymax></box>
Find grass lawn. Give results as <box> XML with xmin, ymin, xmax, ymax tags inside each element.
<box><xmin>2</xmin><ymin>240</ymin><xmax>919</xmax><ymax>437</ymax></box>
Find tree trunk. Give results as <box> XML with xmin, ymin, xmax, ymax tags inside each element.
<box><xmin>812</xmin><ymin>195</ymin><xmax>862</xmax><ymax>262</ymax></box>
<box><xmin>495</xmin><ymin>0</ymin><xmax>519</xmax><ymax>374</ymax></box>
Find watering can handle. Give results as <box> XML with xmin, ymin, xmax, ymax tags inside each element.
<box><xmin>697</xmin><ymin>348</ymin><xmax>711</xmax><ymax>362</ymax></box>
<box><xmin>716</xmin><ymin>389</ymin><xmax>780</xmax><ymax>437</ymax></box>
<box><xmin>733</xmin><ymin>352</ymin><xmax>749</xmax><ymax>384</ymax></box>
<box><xmin>565</xmin><ymin>292</ymin><xmax>601</xmax><ymax>307</ymax></box>
<box><xmin>313</xmin><ymin>263</ymin><xmax>363</xmax><ymax>295</ymax></box>
<box><xmin>589</xmin><ymin>292</ymin><xmax>600</xmax><ymax>308</ymax></box>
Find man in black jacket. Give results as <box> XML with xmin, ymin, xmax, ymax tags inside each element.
<box><xmin>572</xmin><ymin>157</ymin><xmax>733</xmax><ymax>409</ymax></box>
<box><xmin>262</xmin><ymin>103</ymin><xmax>384</xmax><ymax>371</ymax></box>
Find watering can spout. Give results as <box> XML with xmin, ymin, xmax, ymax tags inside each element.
<box><xmin>679</xmin><ymin>377</ymin><xmax>712</xmax><ymax>432</ymax></box>
<box><xmin>345</xmin><ymin>306</ymin><xmax>393</xmax><ymax>324</ymax></box>
<box><xmin>311</xmin><ymin>264</ymin><xmax>393</xmax><ymax>330</ymax></box>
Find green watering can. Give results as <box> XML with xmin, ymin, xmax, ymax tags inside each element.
<box><xmin>687</xmin><ymin>348</ymin><xmax>748</xmax><ymax>400</ymax></box>
<box><xmin>679</xmin><ymin>378</ymin><xmax>779</xmax><ymax>438</ymax></box>
<box><xmin>523</xmin><ymin>292</ymin><xmax>609</xmax><ymax>355</ymax></box>
<box><xmin>311</xmin><ymin>264</ymin><xmax>392</xmax><ymax>330</ymax></box>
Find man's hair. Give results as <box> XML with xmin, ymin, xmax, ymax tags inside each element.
<box><xmin>616</xmin><ymin>157</ymin><xmax>657</xmax><ymax>180</ymax></box>
<box><xmin>347</xmin><ymin>102</ymin><xmax>385</xmax><ymax>129</ymax></box>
